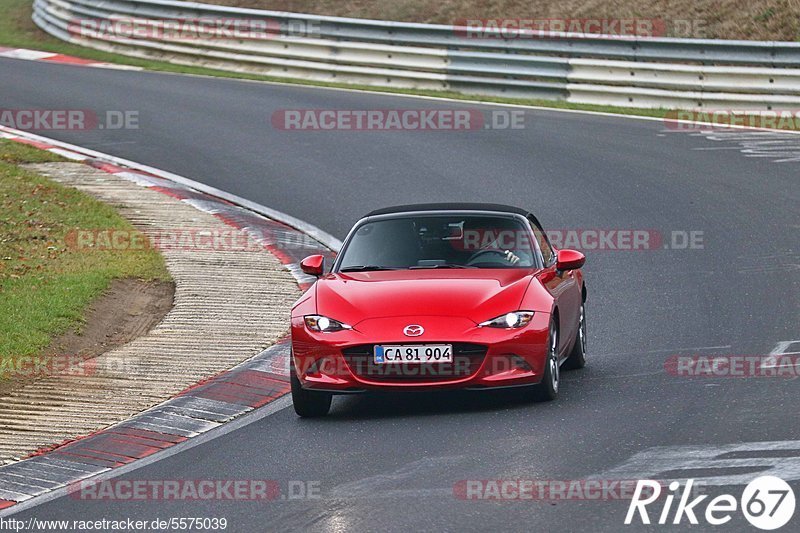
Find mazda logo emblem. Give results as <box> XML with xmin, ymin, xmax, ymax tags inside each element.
<box><xmin>403</xmin><ymin>325</ymin><xmax>424</xmax><ymax>337</ymax></box>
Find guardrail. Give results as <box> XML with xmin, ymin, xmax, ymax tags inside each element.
<box><xmin>32</xmin><ymin>0</ymin><xmax>800</xmax><ymax>110</ymax></box>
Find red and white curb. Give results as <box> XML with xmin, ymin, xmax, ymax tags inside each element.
<box><xmin>0</xmin><ymin>47</ymin><xmax>141</xmax><ymax>70</ymax></box>
<box><xmin>0</xmin><ymin>125</ymin><xmax>338</xmax><ymax>511</ymax></box>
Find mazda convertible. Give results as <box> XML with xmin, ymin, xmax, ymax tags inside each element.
<box><xmin>290</xmin><ymin>203</ymin><xmax>587</xmax><ymax>417</ymax></box>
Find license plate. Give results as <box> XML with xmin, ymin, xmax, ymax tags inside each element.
<box><xmin>374</xmin><ymin>344</ymin><xmax>453</xmax><ymax>364</ymax></box>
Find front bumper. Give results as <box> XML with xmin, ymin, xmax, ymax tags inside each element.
<box><xmin>291</xmin><ymin>313</ymin><xmax>550</xmax><ymax>392</ymax></box>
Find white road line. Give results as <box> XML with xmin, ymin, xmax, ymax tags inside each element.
<box><xmin>592</xmin><ymin>441</ymin><xmax>800</xmax><ymax>487</ymax></box>
<box><xmin>761</xmin><ymin>340</ymin><xmax>800</xmax><ymax>369</ymax></box>
<box><xmin>692</xmin><ymin>130</ymin><xmax>800</xmax><ymax>163</ymax></box>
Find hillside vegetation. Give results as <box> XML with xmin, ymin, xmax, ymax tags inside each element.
<box><xmin>208</xmin><ymin>0</ymin><xmax>800</xmax><ymax>41</ymax></box>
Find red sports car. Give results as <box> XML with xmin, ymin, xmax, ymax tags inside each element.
<box><xmin>290</xmin><ymin>203</ymin><xmax>587</xmax><ymax>417</ymax></box>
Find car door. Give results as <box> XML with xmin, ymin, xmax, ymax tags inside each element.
<box><xmin>529</xmin><ymin>217</ymin><xmax>581</xmax><ymax>356</ymax></box>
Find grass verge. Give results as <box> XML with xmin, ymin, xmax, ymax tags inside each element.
<box><xmin>0</xmin><ymin>139</ymin><xmax>170</xmax><ymax>367</ymax></box>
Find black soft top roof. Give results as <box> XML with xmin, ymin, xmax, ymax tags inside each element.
<box><xmin>365</xmin><ymin>203</ymin><xmax>532</xmax><ymax>218</ymax></box>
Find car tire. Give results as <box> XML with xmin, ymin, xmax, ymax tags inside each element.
<box><xmin>291</xmin><ymin>368</ymin><xmax>332</xmax><ymax>418</ymax></box>
<box><xmin>532</xmin><ymin>319</ymin><xmax>559</xmax><ymax>402</ymax></box>
<box><xmin>563</xmin><ymin>302</ymin><xmax>587</xmax><ymax>370</ymax></box>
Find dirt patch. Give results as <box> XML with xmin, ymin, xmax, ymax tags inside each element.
<box><xmin>0</xmin><ymin>278</ymin><xmax>174</xmax><ymax>396</ymax></box>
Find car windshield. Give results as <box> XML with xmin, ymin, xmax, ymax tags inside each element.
<box><xmin>337</xmin><ymin>214</ymin><xmax>537</xmax><ymax>271</ymax></box>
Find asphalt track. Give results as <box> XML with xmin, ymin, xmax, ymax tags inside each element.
<box><xmin>2</xmin><ymin>58</ymin><xmax>799</xmax><ymax>531</ymax></box>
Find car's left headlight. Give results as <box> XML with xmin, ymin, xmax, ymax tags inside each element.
<box><xmin>304</xmin><ymin>315</ymin><xmax>352</xmax><ymax>332</ymax></box>
<box><xmin>479</xmin><ymin>311</ymin><xmax>535</xmax><ymax>329</ymax></box>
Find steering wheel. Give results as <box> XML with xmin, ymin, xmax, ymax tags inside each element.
<box><xmin>466</xmin><ymin>249</ymin><xmax>512</xmax><ymax>265</ymax></box>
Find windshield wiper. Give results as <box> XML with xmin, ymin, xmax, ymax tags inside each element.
<box><xmin>409</xmin><ymin>263</ymin><xmax>477</xmax><ymax>269</ymax></box>
<box><xmin>339</xmin><ymin>265</ymin><xmax>399</xmax><ymax>272</ymax></box>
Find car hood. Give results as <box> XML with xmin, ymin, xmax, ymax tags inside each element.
<box><xmin>315</xmin><ymin>269</ymin><xmax>542</xmax><ymax>326</ymax></box>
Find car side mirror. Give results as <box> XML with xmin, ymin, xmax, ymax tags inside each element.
<box><xmin>300</xmin><ymin>255</ymin><xmax>325</xmax><ymax>276</ymax></box>
<box><xmin>556</xmin><ymin>249</ymin><xmax>585</xmax><ymax>271</ymax></box>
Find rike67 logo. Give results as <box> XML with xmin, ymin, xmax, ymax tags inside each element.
<box><xmin>626</xmin><ymin>476</ymin><xmax>795</xmax><ymax>529</ymax></box>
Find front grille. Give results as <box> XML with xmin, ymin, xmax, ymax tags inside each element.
<box><xmin>341</xmin><ymin>343</ymin><xmax>487</xmax><ymax>382</ymax></box>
